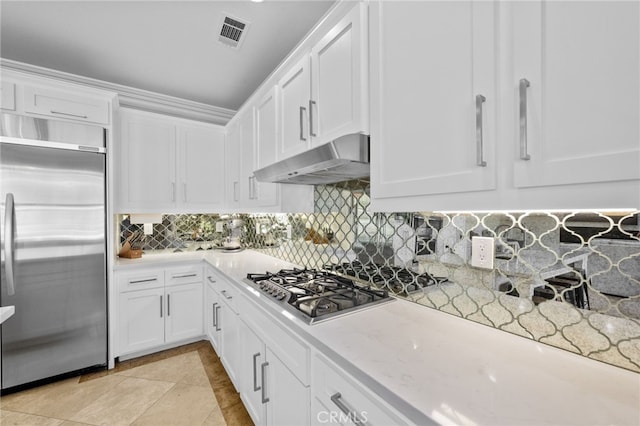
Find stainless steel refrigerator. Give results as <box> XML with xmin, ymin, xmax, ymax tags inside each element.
<box><xmin>0</xmin><ymin>112</ymin><xmax>107</xmax><ymax>391</ymax></box>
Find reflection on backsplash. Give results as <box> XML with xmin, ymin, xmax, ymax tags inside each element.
<box><xmin>117</xmin><ymin>181</ymin><xmax>640</xmax><ymax>372</ymax></box>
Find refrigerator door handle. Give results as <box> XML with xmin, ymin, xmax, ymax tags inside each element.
<box><xmin>4</xmin><ymin>193</ymin><xmax>16</xmax><ymax>296</ymax></box>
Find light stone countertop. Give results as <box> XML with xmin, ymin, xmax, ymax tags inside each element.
<box><xmin>115</xmin><ymin>250</ymin><xmax>640</xmax><ymax>426</ymax></box>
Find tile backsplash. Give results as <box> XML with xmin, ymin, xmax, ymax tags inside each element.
<box><xmin>118</xmin><ymin>180</ymin><xmax>640</xmax><ymax>372</ymax></box>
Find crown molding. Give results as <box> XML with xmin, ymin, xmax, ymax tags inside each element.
<box><xmin>1</xmin><ymin>58</ymin><xmax>236</xmax><ymax>125</ymax></box>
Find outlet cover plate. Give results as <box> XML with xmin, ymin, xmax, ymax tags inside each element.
<box><xmin>471</xmin><ymin>236</ymin><xmax>495</xmax><ymax>269</ymax></box>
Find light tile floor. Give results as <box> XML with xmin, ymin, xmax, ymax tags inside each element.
<box><xmin>0</xmin><ymin>341</ymin><xmax>253</xmax><ymax>426</ymax></box>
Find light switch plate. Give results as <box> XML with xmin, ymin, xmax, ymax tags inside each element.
<box><xmin>471</xmin><ymin>236</ymin><xmax>495</xmax><ymax>269</ymax></box>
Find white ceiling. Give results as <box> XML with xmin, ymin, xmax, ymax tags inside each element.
<box><xmin>0</xmin><ymin>1</ymin><xmax>336</xmax><ymax>111</ymax></box>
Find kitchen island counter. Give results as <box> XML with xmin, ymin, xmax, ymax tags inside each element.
<box><xmin>115</xmin><ymin>250</ymin><xmax>640</xmax><ymax>425</ymax></box>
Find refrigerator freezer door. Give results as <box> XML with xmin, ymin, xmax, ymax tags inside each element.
<box><xmin>0</xmin><ymin>142</ymin><xmax>107</xmax><ymax>389</ymax></box>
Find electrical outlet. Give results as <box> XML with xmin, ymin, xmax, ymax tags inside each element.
<box><xmin>471</xmin><ymin>236</ymin><xmax>495</xmax><ymax>269</ymax></box>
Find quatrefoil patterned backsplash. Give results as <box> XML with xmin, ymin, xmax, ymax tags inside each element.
<box><xmin>118</xmin><ymin>181</ymin><xmax>640</xmax><ymax>372</ymax></box>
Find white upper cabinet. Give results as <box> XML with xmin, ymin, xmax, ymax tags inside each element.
<box><xmin>120</xmin><ymin>109</ymin><xmax>176</xmax><ymax>211</ymax></box>
<box><xmin>118</xmin><ymin>108</ymin><xmax>226</xmax><ymax>213</ymax></box>
<box><xmin>279</xmin><ymin>56</ymin><xmax>312</xmax><ymax>159</ymax></box>
<box><xmin>239</xmin><ymin>106</ymin><xmax>280</xmax><ymax>209</ymax></box>
<box><xmin>370</xmin><ymin>1</ymin><xmax>496</xmax><ymax>200</ymax></box>
<box><xmin>178</xmin><ymin>123</ymin><xmax>226</xmax><ymax>210</ymax></box>
<box><xmin>24</xmin><ymin>85</ymin><xmax>110</xmax><ymax>124</ymax></box>
<box><xmin>310</xmin><ymin>2</ymin><xmax>369</xmax><ymax>147</ymax></box>
<box><xmin>370</xmin><ymin>0</ymin><xmax>640</xmax><ymax>212</ymax></box>
<box><xmin>275</xmin><ymin>1</ymin><xmax>369</xmax><ymax>161</ymax></box>
<box><xmin>511</xmin><ymin>1</ymin><xmax>640</xmax><ymax>190</ymax></box>
<box><xmin>225</xmin><ymin>119</ymin><xmax>241</xmax><ymax>209</ymax></box>
<box><xmin>1</xmin><ymin>82</ymin><xmax>16</xmax><ymax>111</ymax></box>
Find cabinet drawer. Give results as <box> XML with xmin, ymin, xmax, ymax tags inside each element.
<box><xmin>118</xmin><ymin>268</ymin><xmax>165</xmax><ymax>292</ymax></box>
<box><xmin>1</xmin><ymin>82</ymin><xmax>16</xmax><ymax>111</ymax></box>
<box><xmin>239</xmin><ymin>294</ymin><xmax>310</xmax><ymax>385</ymax></box>
<box><xmin>217</xmin><ymin>278</ymin><xmax>238</xmax><ymax>314</ymax></box>
<box><xmin>24</xmin><ymin>85</ymin><xmax>109</xmax><ymax>124</ymax></box>
<box><xmin>312</xmin><ymin>353</ymin><xmax>409</xmax><ymax>426</ymax></box>
<box><xmin>166</xmin><ymin>265</ymin><xmax>203</xmax><ymax>286</ymax></box>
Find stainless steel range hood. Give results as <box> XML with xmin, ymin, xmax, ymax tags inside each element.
<box><xmin>253</xmin><ymin>133</ymin><xmax>369</xmax><ymax>185</ymax></box>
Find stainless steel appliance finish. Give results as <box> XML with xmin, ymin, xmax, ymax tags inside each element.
<box><xmin>245</xmin><ymin>268</ymin><xmax>393</xmax><ymax>324</ymax></box>
<box><xmin>253</xmin><ymin>133</ymin><xmax>369</xmax><ymax>185</ymax></box>
<box><xmin>1</xmin><ymin>112</ymin><xmax>107</xmax><ymax>391</ymax></box>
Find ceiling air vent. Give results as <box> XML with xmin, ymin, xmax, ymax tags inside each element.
<box><xmin>218</xmin><ymin>14</ymin><xmax>250</xmax><ymax>49</ymax></box>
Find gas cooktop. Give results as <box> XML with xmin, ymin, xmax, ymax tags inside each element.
<box><xmin>324</xmin><ymin>261</ymin><xmax>447</xmax><ymax>296</ymax></box>
<box><xmin>245</xmin><ymin>268</ymin><xmax>394</xmax><ymax>324</ymax></box>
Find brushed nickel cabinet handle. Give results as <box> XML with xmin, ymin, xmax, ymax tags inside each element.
<box><xmin>129</xmin><ymin>278</ymin><xmax>158</xmax><ymax>285</ymax></box>
<box><xmin>309</xmin><ymin>100</ymin><xmax>317</xmax><ymax>137</ymax></box>
<box><xmin>330</xmin><ymin>392</ymin><xmax>364</xmax><ymax>426</ymax></box>
<box><xmin>252</xmin><ymin>352</ymin><xmax>261</xmax><ymax>391</ymax></box>
<box><xmin>207</xmin><ymin>276</ymin><xmax>216</xmax><ymax>283</ymax></box>
<box><xmin>212</xmin><ymin>302</ymin><xmax>218</xmax><ymax>327</ymax></box>
<box><xmin>299</xmin><ymin>106</ymin><xmax>307</xmax><ymax>141</ymax></box>
<box><xmin>160</xmin><ymin>295</ymin><xmax>163</xmax><ymax>318</ymax></box>
<box><xmin>4</xmin><ymin>193</ymin><xmax>16</xmax><ymax>296</ymax></box>
<box><xmin>519</xmin><ymin>78</ymin><xmax>531</xmax><ymax>160</ymax></box>
<box><xmin>50</xmin><ymin>110</ymin><xmax>88</xmax><ymax>119</ymax></box>
<box><xmin>167</xmin><ymin>294</ymin><xmax>170</xmax><ymax>316</ymax></box>
<box><xmin>221</xmin><ymin>290</ymin><xmax>232</xmax><ymax>300</ymax></box>
<box><xmin>261</xmin><ymin>362</ymin><xmax>269</xmax><ymax>404</ymax></box>
<box><xmin>214</xmin><ymin>305</ymin><xmax>221</xmax><ymax>331</ymax></box>
<box><xmin>172</xmin><ymin>273</ymin><xmax>197</xmax><ymax>279</ymax></box>
<box><xmin>476</xmin><ymin>94</ymin><xmax>487</xmax><ymax>167</ymax></box>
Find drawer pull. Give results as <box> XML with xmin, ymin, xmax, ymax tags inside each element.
<box><xmin>160</xmin><ymin>295</ymin><xmax>163</xmax><ymax>318</ymax></box>
<box><xmin>50</xmin><ymin>110</ymin><xmax>88</xmax><ymax>119</ymax></box>
<box><xmin>221</xmin><ymin>290</ymin><xmax>232</xmax><ymax>300</ymax></box>
<box><xmin>261</xmin><ymin>362</ymin><xmax>270</xmax><ymax>404</ymax></box>
<box><xmin>212</xmin><ymin>302</ymin><xmax>218</xmax><ymax>328</ymax></box>
<box><xmin>129</xmin><ymin>277</ymin><xmax>157</xmax><ymax>285</ymax></box>
<box><xmin>253</xmin><ymin>352</ymin><xmax>261</xmax><ymax>392</ymax></box>
<box><xmin>172</xmin><ymin>273</ymin><xmax>197</xmax><ymax>279</ymax></box>
<box><xmin>207</xmin><ymin>276</ymin><xmax>216</xmax><ymax>283</ymax></box>
<box><xmin>167</xmin><ymin>294</ymin><xmax>171</xmax><ymax>316</ymax></box>
<box><xmin>330</xmin><ymin>392</ymin><xmax>365</xmax><ymax>426</ymax></box>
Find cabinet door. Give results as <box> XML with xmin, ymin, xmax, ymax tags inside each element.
<box><xmin>370</xmin><ymin>1</ymin><xmax>496</xmax><ymax>200</ymax></box>
<box><xmin>23</xmin><ymin>85</ymin><xmax>109</xmax><ymax>124</ymax></box>
<box><xmin>311</xmin><ymin>2</ymin><xmax>368</xmax><ymax>147</ymax></box>
<box><xmin>119</xmin><ymin>287</ymin><xmax>165</xmax><ymax>355</ymax></box>
<box><xmin>206</xmin><ymin>283</ymin><xmax>222</xmax><ymax>353</ymax></box>
<box><xmin>225</xmin><ymin>120</ymin><xmax>241</xmax><ymax>209</ymax></box>
<box><xmin>512</xmin><ymin>1</ymin><xmax>640</xmax><ymax>188</ymax></box>
<box><xmin>279</xmin><ymin>56</ymin><xmax>311</xmax><ymax>159</ymax></box>
<box><xmin>239</xmin><ymin>321</ymin><xmax>266</xmax><ymax>425</ymax></box>
<box><xmin>240</xmin><ymin>106</ymin><xmax>279</xmax><ymax>209</ymax></box>
<box><xmin>265</xmin><ymin>348</ymin><xmax>310</xmax><ymax>426</ymax></box>
<box><xmin>220</xmin><ymin>303</ymin><xmax>240</xmax><ymax>388</ymax></box>
<box><xmin>239</xmin><ymin>108</ymin><xmax>257</xmax><ymax>204</ymax></box>
<box><xmin>165</xmin><ymin>282</ymin><xmax>203</xmax><ymax>344</ymax></box>
<box><xmin>1</xmin><ymin>81</ymin><xmax>16</xmax><ymax>111</ymax></box>
<box><xmin>119</xmin><ymin>109</ymin><xmax>176</xmax><ymax>211</ymax></box>
<box><xmin>254</xmin><ymin>90</ymin><xmax>280</xmax><ymax>208</ymax></box>
<box><xmin>178</xmin><ymin>123</ymin><xmax>226</xmax><ymax>211</ymax></box>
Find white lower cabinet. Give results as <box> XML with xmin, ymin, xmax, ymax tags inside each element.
<box><xmin>117</xmin><ymin>265</ymin><xmax>203</xmax><ymax>357</ymax></box>
<box><xmin>238</xmin><ymin>294</ymin><xmax>310</xmax><ymax>425</ymax></box>
<box><xmin>205</xmin><ymin>266</ymin><xmax>241</xmax><ymax>388</ymax></box>
<box><xmin>311</xmin><ymin>353</ymin><xmax>410</xmax><ymax>426</ymax></box>
<box><xmin>119</xmin><ymin>287</ymin><xmax>165</xmax><ymax>354</ymax></box>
